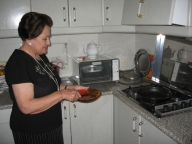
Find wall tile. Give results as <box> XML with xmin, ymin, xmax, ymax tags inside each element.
<box><xmin>0</xmin><ymin>33</ymin><xmax>158</xmax><ymax>77</ymax></box>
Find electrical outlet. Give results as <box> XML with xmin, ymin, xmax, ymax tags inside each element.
<box><xmin>121</xmin><ymin>59</ymin><xmax>128</xmax><ymax>67</ymax></box>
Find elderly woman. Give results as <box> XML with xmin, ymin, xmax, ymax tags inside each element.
<box><xmin>5</xmin><ymin>12</ymin><xmax>88</xmax><ymax>144</ymax></box>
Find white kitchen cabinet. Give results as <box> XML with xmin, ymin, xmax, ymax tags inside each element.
<box><xmin>0</xmin><ymin>109</ymin><xmax>14</xmax><ymax>144</ymax></box>
<box><xmin>103</xmin><ymin>0</ymin><xmax>124</xmax><ymax>26</ymax></box>
<box><xmin>0</xmin><ymin>0</ymin><xmax>30</xmax><ymax>29</ymax></box>
<box><xmin>61</xmin><ymin>94</ymin><xmax>113</xmax><ymax>144</ymax></box>
<box><xmin>139</xmin><ymin>116</ymin><xmax>177</xmax><ymax>144</ymax></box>
<box><xmin>31</xmin><ymin>0</ymin><xmax>102</xmax><ymax>28</ymax></box>
<box><xmin>31</xmin><ymin>0</ymin><xmax>68</xmax><ymax>27</ymax></box>
<box><xmin>114</xmin><ymin>96</ymin><xmax>139</xmax><ymax>144</ymax></box>
<box><xmin>114</xmin><ymin>96</ymin><xmax>177</xmax><ymax>144</ymax></box>
<box><xmin>122</xmin><ymin>0</ymin><xmax>189</xmax><ymax>26</ymax></box>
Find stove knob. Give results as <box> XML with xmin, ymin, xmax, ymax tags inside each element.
<box><xmin>163</xmin><ymin>105</ymin><xmax>169</xmax><ymax>112</ymax></box>
<box><xmin>189</xmin><ymin>100</ymin><xmax>192</xmax><ymax>107</ymax></box>
<box><xmin>172</xmin><ymin>104</ymin><xmax>178</xmax><ymax>111</ymax></box>
<box><xmin>181</xmin><ymin>102</ymin><xmax>187</xmax><ymax>109</ymax></box>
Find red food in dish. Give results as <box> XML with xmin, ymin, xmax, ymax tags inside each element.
<box><xmin>78</xmin><ymin>89</ymin><xmax>91</xmax><ymax>96</ymax></box>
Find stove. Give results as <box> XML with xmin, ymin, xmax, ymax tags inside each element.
<box><xmin>121</xmin><ymin>83</ymin><xmax>192</xmax><ymax>118</ymax></box>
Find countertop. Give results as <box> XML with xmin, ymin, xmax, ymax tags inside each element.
<box><xmin>1</xmin><ymin>81</ymin><xmax>192</xmax><ymax>144</ymax></box>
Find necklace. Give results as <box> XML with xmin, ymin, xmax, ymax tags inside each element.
<box><xmin>20</xmin><ymin>48</ymin><xmax>60</xmax><ymax>91</ymax></box>
<box><xmin>34</xmin><ymin>57</ymin><xmax>60</xmax><ymax>91</ymax></box>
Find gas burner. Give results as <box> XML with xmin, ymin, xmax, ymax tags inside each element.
<box><xmin>155</xmin><ymin>99</ymin><xmax>192</xmax><ymax>117</ymax></box>
<box><xmin>171</xmin><ymin>97</ymin><xmax>181</xmax><ymax>102</ymax></box>
<box><xmin>121</xmin><ymin>83</ymin><xmax>192</xmax><ymax>118</ymax></box>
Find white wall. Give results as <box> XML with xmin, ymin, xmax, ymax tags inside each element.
<box><xmin>135</xmin><ymin>34</ymin><xmax>157</xmax><ymax>55</ymax></box>
<box><xmin>0</xmin><ymin>33</ymin><xmax>143</xmax><ymax>77</ymax></box>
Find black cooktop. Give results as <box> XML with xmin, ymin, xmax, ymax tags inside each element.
<box><xmin>122</xmin><ymin>83</ymin><xmax>192</xmax><ymax>118</ymax></box>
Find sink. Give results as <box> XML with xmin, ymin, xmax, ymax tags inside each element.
<box><xmin>60</xmin><ymin>77</ymin><xmax>78</xmax><ymax>85</ymax></box>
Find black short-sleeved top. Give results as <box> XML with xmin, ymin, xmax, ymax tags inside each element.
<box><xmin>5</xmin><ymin>49</ymin><xmax>62</xmax><ymax>133</ymax></box>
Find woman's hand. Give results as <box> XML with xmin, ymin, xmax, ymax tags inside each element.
<box><xmin>60</xmin><ymin>84</ymin><xmax>89</xmax><ymax>102</ymax></box>
<box><xmin>60</xmin><ymin>89</ymin><xmax>81</xmax><ymax>102</ymax></box>
<box><xmin>68</xmin><ymin>85</ymin><xmax>89</xmax><ymax>90</ymax></box>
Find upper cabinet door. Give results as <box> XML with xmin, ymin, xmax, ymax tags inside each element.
<box><xmin>0</xmin><ymin>0</ymin><xmax>30</xmax><ymax>29</ymax></box>
<box><xmin>122</xmin><ymin>0</ymin><xmax>189</xmax><ymax>26</ymax></box>
<box><xmin>31</xmin><ymin>0</ymin><xmax>69</xmax><ymax>27</ymax></box>
<box><xmin>31</xmin><ymin>0</ymin><xmax>102</xmax><ymax>27</ymax></box>
<box><xmin>69</xmin><ymin>0</ymin><xmax>102</xmax><ymax>27</ymax></box>
<box><xmin>103</xmin><ymin>0</ymin><xmax>124</xmax><ymax>26</ymax></box>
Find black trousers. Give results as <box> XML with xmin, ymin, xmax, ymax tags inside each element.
<box><xmin>12</xmin><ymin>125</ymin><xmax>64</xmax><ymax>144</ymax></box>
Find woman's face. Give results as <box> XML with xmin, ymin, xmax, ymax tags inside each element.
<box><xmin>29</xmin><ymin>25</ymin><xmax>51</xmax><ymax>55</ymax></box>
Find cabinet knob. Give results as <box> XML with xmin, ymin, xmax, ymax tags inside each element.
<box><xmin>73</xmin><ymin>7</ymin><xmax>76</xmax><ymax>22</ymax></box>
<box><xmin>106</xmin><ymin>7</ymin><xmax>109</xmax><ymax>21</ymax></box>
<box><xmin>137</xmin><ymin>0</ymin><xmax>145</xmax><ymax>18</ymax></box>
<box><xmin>63</xmin><ymin>7</ymin><xmax>66</xmax><ymax>21</ymax></box>
<box><xmin>139</xmin><ymin>121</ymin><xmax>145</xmax><ymax>137</ymax></box>
<box><xmin>133</xmin><ymin>117</ymin><xmax>139</xmax><ymax>132</ymax></box>
<box><xmin>73</xmin><ymin>104</ymin><xmax>77</xmax><ymax>117</ymax></box>
<box><xmin>64</xmin><ymin>106</ymin><xmax>67</xmax><ymax>119</ymax></box>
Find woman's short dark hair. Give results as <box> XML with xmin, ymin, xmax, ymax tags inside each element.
<box><xmin>18</xmin><ymin>12</ymin><xmax>53</xmax><ymax>41</ymax></box>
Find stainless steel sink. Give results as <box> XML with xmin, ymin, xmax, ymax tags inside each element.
<box><xmin>60</xmin><ymin>77</ymin><xmax>78</xmax><ymax>85</ymax></box>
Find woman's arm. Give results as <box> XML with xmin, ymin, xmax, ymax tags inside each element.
<box><xmin>60</xmin><ymin>84</ymin><xmax>89</xmax><ymax>90</ymax></box>
<box><xmin>12</xmin><ymin>83</ymin><xmax>81</xmax><ymax>114</ymax></box>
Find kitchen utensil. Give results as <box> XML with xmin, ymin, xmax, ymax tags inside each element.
<box><xmin>136</xmin><ymin>87</ymin><xmax>171</xmax><ymax>102</ymax></box>
<box><xmin>119</xmin><ymin>49</ymin><xmax>150</xmax><ymax>85</ymax></box>
<box><xmin>78</xmin><ymin>88</ymin><xmax>101</xmax><ymax>103</ymax></box>
<box><xmin>82</xmin><ymin>41</ymin><xmax>103</xmax><ymax>59</ymax></box>
<box><xmin>123</xmin><ymin>70</ymin><xmax>140</xmax><ymax>80</ymax></box>
<box><xmin>134</xmin><ymin>49</ymin><xmax>150</xmax><ymax>77</ymax></box>
<box><xmin>119</xmin><ymin>70</ymin><xmax>141</xmax><ymax>84</ymax></box>
<box><xmin>177</xmin><ymin>47</ymin><xmax>188</xmax><ymax>62</ymax></box>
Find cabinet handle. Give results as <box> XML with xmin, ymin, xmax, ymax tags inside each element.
<box><xmin>63</xmin><ymin>7</ymin><xmax>66</xmax><ymax>21</ymax></box>
<box><xmin>73</xmin><ymin>104</ymin><xmax>77</xmax><ymax>117</ymax></box>
<box><xmin>137</xmin><ymin>0</ymin><xmax>145</xmax><ymax>18</ymax></box>
<box><xmin>64</xmin><ymin>106</ymin><xmax>67</xmax><ymax>119</ymax></box>
<box><xmin>132</xmin><ymin>117</ymin><xmax>139</xmax><ymax>132</ymax></box>
<box><xmin>106</xmin><ymin>7</ymin><xmax>109</xmax><ymax>21</ymax></box>
<box><xmin>139</xmin><ymin>121</ymin><xmax>145</xmax><ymax>137</ymax></box>
<box><xmin>73</xmin><ymin>7</ymin><xmax>76</xmax><ymax>22</ymax></box>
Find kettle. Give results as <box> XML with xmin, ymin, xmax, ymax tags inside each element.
<box><xmin>82</xmin><ymin>41</ymin><xmax>103</xmax><ymax>58</ymax></box>
<box><xmin>163</xmin><ymin>46</ymin><xmax>175</xmax><ymax>58</ymax></box>
<box><xmin>177</xmin><ymin>47</ymin><xmax>188</xmax><ymax>61</ymax></box>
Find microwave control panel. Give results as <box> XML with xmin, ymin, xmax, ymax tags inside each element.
<box><xmin>112</xmin><ymin>59</ymin><xmax>119</xmax><ymax>81</ymax></box>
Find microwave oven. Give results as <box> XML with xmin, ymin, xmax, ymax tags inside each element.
<box><xmin>72</xmin><ymin>55</ymin><xmax>119</xmax><ymax>84</ymax></box>
<box><xmin>160</xmin><ymin>58</ymin><xmax>192</xmax><ymax>85</ymax></box>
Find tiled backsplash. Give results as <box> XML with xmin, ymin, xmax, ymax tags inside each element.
<box><xmin>0</xmin><ymin>34</ymin><xmax>157</xmax><ymax>77</ymax></box>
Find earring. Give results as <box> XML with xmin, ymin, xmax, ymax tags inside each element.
<box><xmin>29</xmin><ymin>43</ymin><xmax>32</xmax><ymax>46</ymax></box>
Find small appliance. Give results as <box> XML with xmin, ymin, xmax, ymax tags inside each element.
<box><xmin>72</xmin><ymin>55</ymin><xmax>119</xmax><ymax>85</ymax></box>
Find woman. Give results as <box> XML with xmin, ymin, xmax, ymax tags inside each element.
<box><xmin>5</xmin><ymin>12</ymin><xmax>88</xmax><ymax>144</ymax></box>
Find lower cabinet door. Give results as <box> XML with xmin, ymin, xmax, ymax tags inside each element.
<box><xmin>0</xmin><ymin>123</ymin><xmax>14</xmax><ymax>144</ymax></box>
<box><xmin>139</xmin><ymin>117</ymin><xmax>177</xmax><ymax>144</ymax></box>
<box><xmin>114</xmin><ymin>96</ymin><xmax>139</xmax><ymax>144</ymax></box>
<box><xmin>61</xmin><ymin>101</ymin><xmax>72</xmax><ymax>144</ymax></box>
<box><xmin>70</xmin><ymin>95</ymin><xmax>113</xmax><ymax>144</ymax></box>
<box><xmin>114</xmin><ymin>96</ymin><xmax>177</xmax><ymax>144</ymax></box>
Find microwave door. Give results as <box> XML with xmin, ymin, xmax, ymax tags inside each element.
<box><xmin>81</xmin><ymin>65</ymin><xmax>103</xmax><ymax>73</ymax></box>
<box><xmin>79</xmin><ymin>61</ymin><xmax>112</xmax><ymax>84</ymax></box>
